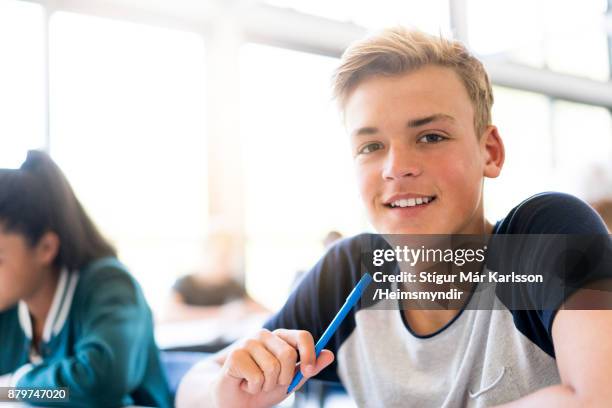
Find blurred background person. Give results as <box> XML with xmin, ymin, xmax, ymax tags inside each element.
<box><xmin>163</xmin><ymin>222</ymin><xmax>269</xmax><ymax>322</ymax></box>
<box><xmin>591</xmin><ymin>199</ymin><xmax>612</xmax><ymax>231</ymax></box>
<box><xmin>582</xmin><ymin>164</ymin><xmax>612</xmax><ymax>232</ymax></box>
<box><xmin>292</xmin><ymin>230</ymin><xmax>344</xmax><ymax>289</ymax></box>
<box><xmin>0</xmin><ymin>151</ymin><xmax>171</xmax><ymax>407</ymax></box>
<box><xmin>323</xmin><ymin>231</ymin><xmax>343</xmax><ymax>248</ymax></box>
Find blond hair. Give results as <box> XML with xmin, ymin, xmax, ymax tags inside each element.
<box><xmin>332</xmin><ymin>27</ymin><xmax>493</xmax><ymax>137</ymax></box>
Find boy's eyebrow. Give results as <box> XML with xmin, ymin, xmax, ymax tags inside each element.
<box><xmin>351</xmin><ymin>126</ymin><xmax>379</xmax><ymax>138</ymax></box>
<box><xmin>351</xmin><ymin>113</ymin><xmax>456</xmax><ymax>138</ymax></box>
<box><xmin>407</xmin><ymin>113</ymin><xmax>455</xmax><ymax>128</ymax></box>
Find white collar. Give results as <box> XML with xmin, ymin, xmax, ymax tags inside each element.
<box><xmin>18</xmin><ymin>268</ymin><xmax>79</xmax><ymax>343</ymax></box>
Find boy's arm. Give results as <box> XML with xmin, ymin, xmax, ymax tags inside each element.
<box><xmin>175</xmin><ymin>329</ymin><xmax>334</xmax><ymax>408</ymax></box>
<box><xmin>176</xmin><ymin>236</ymin><xmax>364</xmax><ymax>407</ymax></box>
<box><xmin>175</xmin><ymin>349</ymin><xmax>227</xmax><ymax>407</ymax></box>
<box><xmin>496</xmin><ymin>288</ymin><xmax>612</xmax><ymax>407</ymax></box>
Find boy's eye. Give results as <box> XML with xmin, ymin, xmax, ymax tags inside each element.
<box><xmin>358</xmin><ymin>142</ymin><xmax>384</xmax><ymax>155</ymax></box>
<box><xmin>418</xmin><ymin>133</ymin><xmax>447</xmax><ymax>143</ymax></box>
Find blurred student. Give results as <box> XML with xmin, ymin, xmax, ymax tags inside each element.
<box><xmin>0</xmin><ymin>151</ymin><xmax>171</xmax><ymax>407</ymax></box>
<box><xmin>591</xmin><ymin>198</ymin><xmax>612</xmax><ymax>231</ymax></box>
<box><xmin>322</xmin><ymin>231</ymin><xmax>343</xmax><ymax>248</ymax></box>
<box><xmin>177</xmin><ymin>28</ymin><xmax>612</xmax><ymax>407</ymax></box>
<box><xmin>291</xmin><ymin>231</ymin><xmax>344</xmax><ymax>289</ymax></box>
<box><xmin>164</xmin><ymin>227</ymin><xmax>268</xmax><ymax>322</ymax></box>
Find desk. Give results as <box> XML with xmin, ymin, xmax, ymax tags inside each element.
<box><xmin>156</xmin><ymin>314</ymin><xmax>269</xmax><ymax>396</ymax></box>
<box><xmin>155</xmin><ymin>314</ymin><xmax>268</xmax><ymax>352</ymax></box>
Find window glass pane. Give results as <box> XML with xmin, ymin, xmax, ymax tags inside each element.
<box><xmin>0</xmin><ymin>1</ymin><xmax>45</xmax><ymax>167</ymax></box>
<box><xmin>543</xmin><ymin>0</ymin><xmax>609</xmax><ymax>80</ymax></box>
<box><xmin>551</xmin><ymin>101</ymin><xmax>612</xmax><ymax>199</ymax></box>
<box><xmin>50</xmin><ymin>12</ymin><xmax>207</xmax><ymax>313</ymax></box>
<box><xmin>468</xmin><ymin>0</ymin><xmax>609</xmax><ymax>80</ymax></box>
<box><xmin>485</xmin><ymin>87</ymin><xmax>553</xmax><ymax>221</ymax></box>
<box><xmin>262</xmin><ymin>0</ymin><xmax>451</xmax><ymax>35</ymax></box>
<box><xmin>486</xmin><ymin>90</ymin><xmax>612</xmax><ymax>221</ymax></box>
<box><xmin>240</xmin><ymin>43</ymin><xmax>368</xmax><ymax>309</ymax></box>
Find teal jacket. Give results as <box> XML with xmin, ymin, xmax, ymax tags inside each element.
<box><xmin>0</xmin><ymin>257</ymin><xmax>171</xmax><ymax>407</ymax></box>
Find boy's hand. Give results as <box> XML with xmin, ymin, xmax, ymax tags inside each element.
<box><xmin>212</xmin><ymin>328</ymin><xmax>334</xmax><ymax>408</ymax></box>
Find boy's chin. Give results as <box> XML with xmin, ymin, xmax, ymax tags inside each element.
<box><xmin>376</xmin><ymin>224</ymin><xmax>438</xmax><ymax>235</ymax></box>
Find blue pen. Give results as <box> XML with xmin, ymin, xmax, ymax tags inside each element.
<box><xmin>286</xmin><ymin>272</ymin><xmax>373</xmax><ymax>394</ymax></box>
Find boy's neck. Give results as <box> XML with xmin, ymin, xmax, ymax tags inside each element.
<box><xmin>24</xmin><ymin>266</ymin><xmax>60</xmax><ymax>345</ymax></box>
<box><xmin>400</xmin><ymin>219</ymin><xmax>495</xmax><ymax>336</ymax></box>
<box><xmin>403</xmin><ymin>308</ymin><xmax>462</xmax><ymax>336</ymax></box>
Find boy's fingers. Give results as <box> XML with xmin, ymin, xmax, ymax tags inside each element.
<box><xmin>243</xmin><ymin>339</ymin><xmax>282</xmax><ymax>392</ymax></box>
<box><xmin>257</xmin><ymin>331</ymin><xmax>299</xmax><ymax>385</ymax></box>
<box><xmin>273</xmin><ymin>329</ymin><xmax>316</xmax><ymax>373</ymax></box>
<box><xmin>224</xmin><ymin>349</ymin><xmax>264</xmax><ymax>395</ymax></box>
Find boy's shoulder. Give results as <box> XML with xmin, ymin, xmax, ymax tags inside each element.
<box><xmin>496</xmin><ymin>192</ymin><xmax>608</xmax><ymax>235</ymax></box>
<box><xmin>315</xmin><ymin>233</ymin><xmax>394</xmax><ymax>288</ymax></box>
<box><xmin>492</xmin><ymin>192</ymin><xmax>612</xmax><ymax>357</ymax></box>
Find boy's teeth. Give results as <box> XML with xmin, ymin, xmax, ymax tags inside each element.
<box><xmin>390</xmin><ymin>196</ymin><xmax>434</xmax><ymax>208</ymax></box>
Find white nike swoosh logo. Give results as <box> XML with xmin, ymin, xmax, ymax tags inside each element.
<box><xmin>469</xmin><ymin>366</ymin><xmax>506</xmax><ymax>399</ymax></box>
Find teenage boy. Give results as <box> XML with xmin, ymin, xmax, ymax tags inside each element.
<box><xmin>176</xmin><ymin>28</ymin><xmax>612</xmax><ymax>407</ymax></box>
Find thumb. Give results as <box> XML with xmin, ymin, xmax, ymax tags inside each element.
<box><xmin>310</xmin><ymin>349</ymin><xmax>335</xmax><ymax>376</ymax></box>
<box><xmin>292</xmin><ymin>349</ymin><xmax>335</xmax><ymax>392</ymax></box>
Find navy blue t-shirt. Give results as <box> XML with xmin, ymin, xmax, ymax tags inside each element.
<box><xmin>263</xmin><ymin>192</ymin><xmax>611</xmax><ymax>402</ymax></box>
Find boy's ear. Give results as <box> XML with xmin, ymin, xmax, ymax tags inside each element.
<box><xmin>480</xmin><ymin>125</ymin><xmax>505</xmax><ymax>178</ymax></box>
<box><xmin>35</xmin><ymin>231</ymin><xmax>60</xmax><ymax>267</ymax></box>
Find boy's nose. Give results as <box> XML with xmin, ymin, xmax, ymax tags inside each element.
<box><xmin>382</xmin><ymin>145</ymin><xmax>422</xmax><ymax>180</ymax></box>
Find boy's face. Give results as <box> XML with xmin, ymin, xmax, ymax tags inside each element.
<box><xmin>0</xmin><ymin>228</ymin><xmax>52</xmax><ymax>311</ymax></box>
<box><xmin>344</xmin><ymin>65</ymin><xmax>503</xmax><ymax>235</ymax></box>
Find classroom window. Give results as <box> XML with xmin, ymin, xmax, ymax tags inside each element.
<box><xmin>262</xmin><ymin>0</ymin><xmax>451</xmax><ymax>35</ymax></box>
<box><xmin>551</xmin><ymin>101</ymin><xmax>612</xmax><ymax>200</ymax></box>
<box><xmin>484</xmin><ymin>89</ymin><xmax>612</xmax><ymax>222</ymax></box>
<box><xmin>49</xmin><ymin>12</ymin><xmax>208</xmax><ymax>314</ymax></box>
<box><xmin>0</xmin><ymin>0</ymin><xmax>45</xmax><ymax>167</ymax></box>
<box><xmin>240</xmin><ymin>43</ymin><xmax>369</xmax><ymax>310</ymax></box>
<box><xmin>485</xmin><ymin>87</ymin><xmax>553</xmax><ymax>221</ymax></box>
<box><xmin>467</xmin><ymin>0</ymin><xmax>610</xmax><ymax>80</ymax></box>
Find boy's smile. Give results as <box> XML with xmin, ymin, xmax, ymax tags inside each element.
<box><xmin>344</xmin><ymin>65</ymin><xmax>504</xmax><ymax>235</ymax></box>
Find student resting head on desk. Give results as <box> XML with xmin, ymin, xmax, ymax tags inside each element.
<box><xmin>176</xmin><ymin>27</ymin><xmax>612</xmax><ymax>408</ymax></box>
<box><xmin>0</xmin><ymin>151</ymin><xmax>171</xmax><ymax>407</ymax></box>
